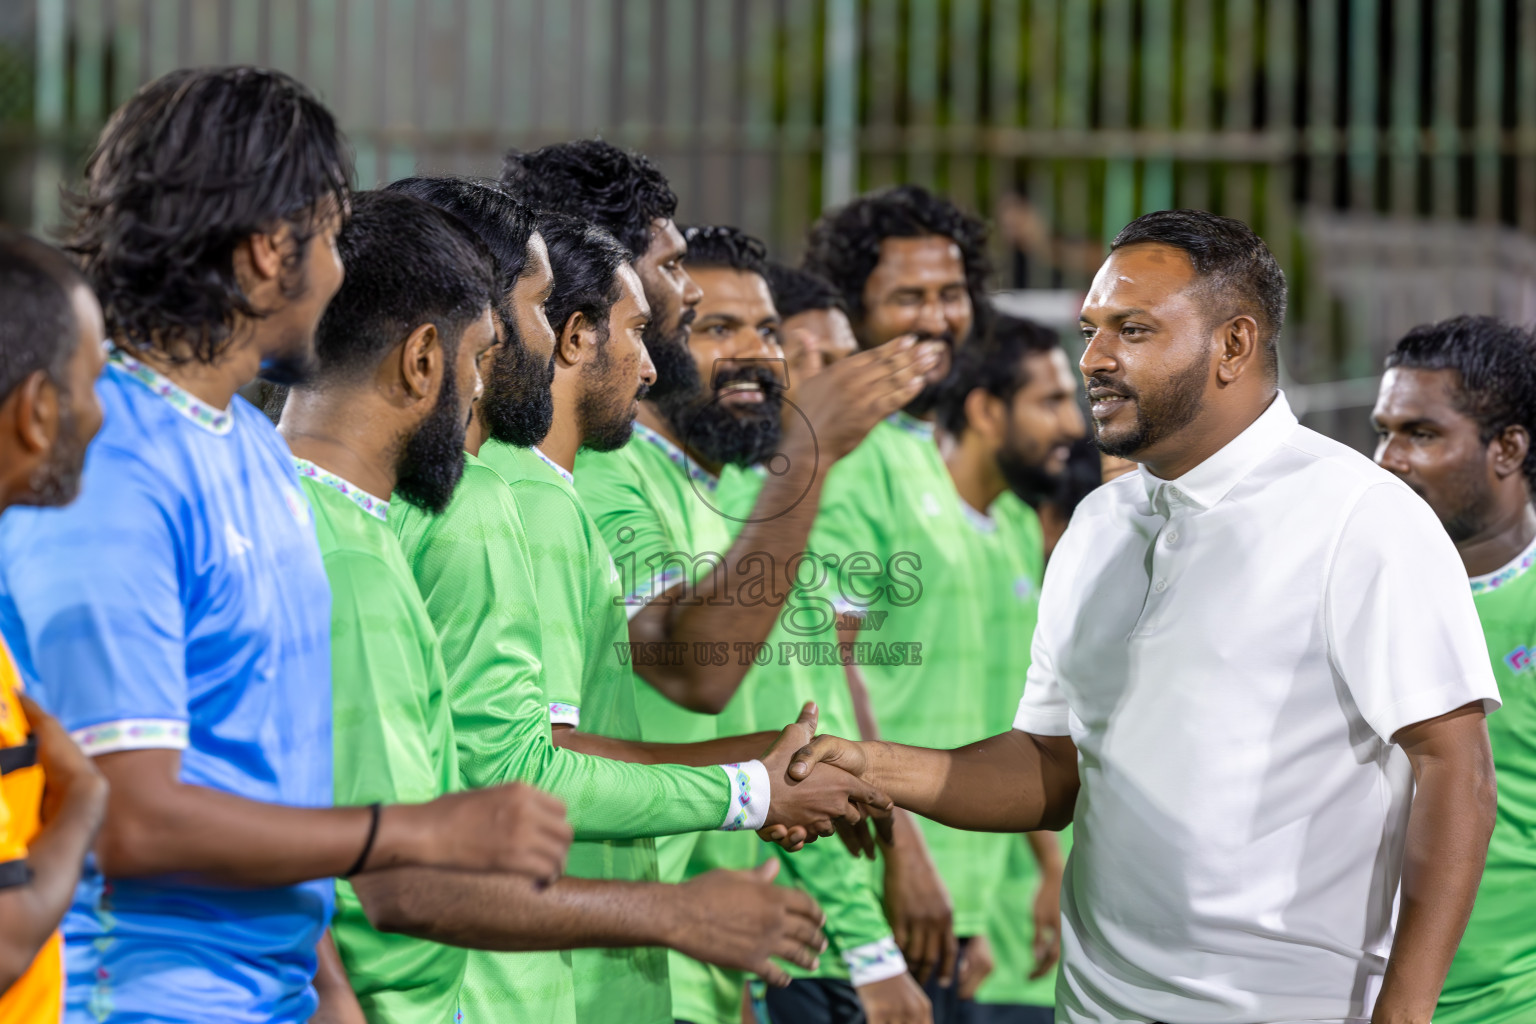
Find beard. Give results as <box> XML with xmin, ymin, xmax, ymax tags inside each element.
<box><xmin>654</xmin><ymin>362</ymin><xmax>784</xmax><ymax>469</ymax></box>
<box><xmin>901</xmin><ymin>330</ymin><xmax>959</xmax><ymax>418</ymax></box>
<box><xmin>25</xmin><ymin>399</ymin><xmax>89</xmax><ymax>507</ymax></box>
<box><xmin>996</xmin><ymin>441</ymin><xmax>1063</xmax><ymax>507</ymax></box>
<box><xmin>479</xmin><ymin>313</ymin><xmax>556</xmax><ymax>448</ymax></box>
<box><xmin>1403</xmin><ymin>474</ymin><xmax>1496</xmax><ymax>544</ymax></box>
<box><xmin>1089</xmin><ymin>346</ymin><xmax>1209</xmax><ymax>460</ymax></box>
<box><xmin>639</xmin><ymin>287</ymin><xmax>700</xmax><ymax>401</ymax></box>
<box><xmin>577</xmin><ymin>332</ymin><xmax>651</xmax><ymax>453</ymax></box>
<box><xmin>258</xmin><ymin>265</ymin><xmax>320</xmax><ymax>386</ymax></box>
<box><xmin>393</xmin><ymin>363</ymin><xmax>468</xmax><ymax>514</ymax></box>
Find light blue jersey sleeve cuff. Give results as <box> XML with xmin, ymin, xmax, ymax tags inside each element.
<box><xmin>717</xmin><ymin>759</ymin><xmax>770</xmax><ymax>831</ymax></box>
<box><xmin>844</xmin><ymin>935</ymin><xmax>908</xmax><ymax>986</ymax></box>
<box><xmin>71</xmin><ymin>718</ymin><xmax>189</xmax><ymax>756</ymax></box>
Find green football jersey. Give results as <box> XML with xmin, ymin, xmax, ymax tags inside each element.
<box><xmin>577</xmin><ymin>425</ymin><xmax>750</xmax><ymax>1024</ymax></box>
<box><xmin>391</xmin><ymin>453</ymin><xmax>751</xmax><ymax>1024</ymax></box>
<box><xmin>302</xmin><ymin>465</ymin><xmax>465</xmax><ymax>1024</ymax></box>
<box><xmin>1437</xmin><ymin>538</ymin><xmax>1536</xmax><ymax>1024</ymax></box>
<box><xmin>806</xmin><ymin>415</ymin><xmax>1009</xmax><ymax>937</ymax></box>
<box><xmin>969</xmin><ymin>494</ymin><xmax>1063</xmax><ymax>1009</ymax></box>
<box><xmin>717</xmin><ymin>467</ymin><xmax>906</xmax><ymax>991</ymax></box>
<box><xmin>480</xmin><ymin>440</ymin><xmax>670</xmax><ymax>1024</ymax></box>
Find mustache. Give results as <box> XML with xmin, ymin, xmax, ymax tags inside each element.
<box><xmin>635</xmin><ymin>381</ymin><xmax>652</xmax><ymax>402</ymax></box>
<box><xmin>710</xmin><ymin>363</ymin><xmax>783</xmax><ymax>394</ymax></box>
<box><xmin>1085</xmin><ymin>373</ymin><xmax>1136</xmax><ymax>400</ymax></box>
<box><xmin>677</xmin><ymin>307</ymin><xmax>697</xmax><ymax>331</ymax></box>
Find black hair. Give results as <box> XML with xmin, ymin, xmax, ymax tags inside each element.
<box><xmin>1110</xmin><ymin>209</ymin><xmax>1287</xmax><ymax>377</ymax></box>
<box><xmin>1386</xmin><ymin>314</ymin><xmax>1536</xmax><ymax>488</ymax></box>
<box><xmin>65</xmin><ymin>66</ymin><xmax>352</xmax><ymax>364</ymax></box>
<box><xmin>682</xmin><ymin>225</ymin><xmax>770</xmax><ymax>278</ymax></box>
<box><xmin>310</xmin><ymin>191</ymin><xmax>496</xmax><ymax>383</ymax></box>
<box><xmin>937</xmin><ymin>313</ymin><xmax>1062</xmax><ymax>436</ymax></box>
<box><xmin>802</xmin><ymin>184</ymin><xmax>992</xmax><ymax>330</ymax></box>
<box><xmin>538</xmin><ymin>212</ymin><xmax>634</xmax><ymax>340</ymax></box>
<box><xmin>0</xmin><ymin>229</ymin><xmax>90</xmax><ymax>402</ymax></box>
<box><xmin>767</xmin><ymin>262</ymin><xmax>846</xmax><ymax>319</ymax></box>
<box><xmin>501</xmin><ymin>139</ymin><xmax>677</xmax><ymax>261</ymax></box>
<box><xmin>383</xmin><ymin>176</ymin><xmax>537</xmax><ymax>302</ymax></box>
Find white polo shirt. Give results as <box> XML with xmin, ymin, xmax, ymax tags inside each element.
<box><xmin>1015</xmin><ymin>392</ymin><xmax>1499</xmax><ymax>1024</ymax></box>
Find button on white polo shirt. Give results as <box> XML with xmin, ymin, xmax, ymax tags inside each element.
<box><xmin>1015</xmin><ymin>392</ymin><xmax>1499</xmax><ymax>1024</ymax></box>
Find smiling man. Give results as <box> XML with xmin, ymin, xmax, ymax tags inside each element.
<box><xmin>790</xmin><ymin>208</ymin><xmax>1501</xmax><ymax>1024</ymax></box>
<box><xmin>1372</xmin><ymin>315</ymin><xmax>1536</xmax><ymax>1024</ymax></box>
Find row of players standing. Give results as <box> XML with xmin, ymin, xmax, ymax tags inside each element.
<box><xmin>0</xmin><ymin>64</ymin><xmax>1075</xmax><ymax>1024</ymax></box>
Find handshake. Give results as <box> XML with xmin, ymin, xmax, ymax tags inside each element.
<box><xmin>753</xmin><ymin>702</ymin><xmax>891</xmax><ymax>859</ymax></box>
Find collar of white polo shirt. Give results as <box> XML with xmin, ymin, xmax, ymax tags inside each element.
<box><xmin>1138</xmin><ymin>390</ymin><xmax>1299</xmax><ymax>514</ymax></box>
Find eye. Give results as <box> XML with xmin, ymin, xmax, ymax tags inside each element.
<box><xmin>1121</xmin><ymin>325</ymin><xmax>1144</xmax><ymax>338</ymax></box>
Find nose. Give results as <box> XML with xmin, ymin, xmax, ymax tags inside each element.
<box><xmin>679</xmin><ymin>267</ymin><xmax>703</xmax><ymax>310</ymax></box>
<box><xmin>914</xmin><ymin>297</ymin><xmax>947</xmax><ymax>339</ymax></box>
<box><xmin>1374</xmin><ymin>434</ymin><xmax>1410</xmax><ymax>476</ymax></box>
<box><xmin>638</xmin><ymin>345</ymin><xmax>658</xmax><ymax>388</ymax></box>
<box><xmin>1079</xmin><ymin>327</ymin><xmax>1116</xmax><ymax>379</ymax></box>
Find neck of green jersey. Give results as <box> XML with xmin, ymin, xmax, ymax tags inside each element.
<box><xmin>631</xmin><ymin>421</ymin><xmax>719</xmax><ymax>492</ymax></box>
<box><xmin>1470</xmin><ymin>529</ymin><xmax>1536</xmax><ymax>596</ymax></box>
<box><xmin>293</xmin><ymin>457</ymin><xmax>391</xmax><ymax>522</ymax></box>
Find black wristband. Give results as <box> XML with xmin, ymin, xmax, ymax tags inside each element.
<box><xmin>344</xmin><ymin>803</ymin><xmax>383</xmax><ymax>878</ymax></box>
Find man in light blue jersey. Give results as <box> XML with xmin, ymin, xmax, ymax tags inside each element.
<box><xmin>0</xmin><ymin>68</ymin><xmax>569</xmax><ymax>1024</ymax></box>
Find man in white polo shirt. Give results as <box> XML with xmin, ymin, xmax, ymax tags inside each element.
<box><xmin>788</xmin><ymin>209</ymin><xmax>1499</xmax><ymax>1024</ymax></box>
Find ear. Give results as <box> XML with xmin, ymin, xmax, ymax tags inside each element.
<box><xmin>397</xmin><ymin>323</ymin><xmax>443</xmax><ymax>402</ymax></box>
<box><xmin>14</xmin><ymin>371</ymin><xmax>59</xmax><ymax>456</ymax></box>
<box><xmin>965</xmin><ymin>388</ymin><xmax>1007</xmax><ymax>446</ymax></box>
<box><xmin>1490</xmin><ymin>424</ymin><xmax>1531</xmax><ymax>481</ymax></box>
<box><xmin>555</xmin><ymin>311</ymin><xmax>591</xmax><ymax>369</ymax></box>
<box><xmin>238</xmin><ymin>223</ymin><xmax>290</xmax><ymax>285</ymax></box>
<box><xmin>1215</xmin><ymin>314</ymin><xmax>1263</xmax><ymax>386</ymax></box>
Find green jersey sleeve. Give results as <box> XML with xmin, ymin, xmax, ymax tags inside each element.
<box><xmin>506</xmin><ymin>476</ymin><xmax>589</xmax><ymax>721</ymax></box>
<box><xmin>392</xmin><ymin>459</ymin><xmax>754</xmax><ymax>840</ymax></box>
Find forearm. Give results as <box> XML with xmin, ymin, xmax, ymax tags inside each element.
<box><xmin>637</xmin><ymin>451</ymin><xmax>828</xmax><ymax>713</ymax></box>
<box><xmin>555</xmin><ymin>725</ymin><xmax>779</xmax><ymax>767</ymax></box>
<box><xmin>861</xmin><ymin>731</ymin><xmax>1076</xmax><ymax>832</ymax></box>
<box><xmin>1374</xmin><ymin>756</ymin><xmax>1496</xmax><ymax>1021</ymax></box>
<box><xmin>94</xmin><ymin>773</ymin><xmax>420</xmax><ymax>885</ymax></box>
<box><xmin>525</xmin><ymin>740</ymin><xmax>736</xmax><ymax>839</ymax></box>
<box><xmin>0</xmin><ymin>785</ymin><xmax>104</xmax><ymax>978</ymax></box>
<box><xmin>355</xmin><ymin>869</ymin><xmax>676</xmax><ymax>951</ymax></box>
<box><xmin>1026</xmin><ymin>829</ymin><xmax>1064</xmax><ymax>873</ymax></box>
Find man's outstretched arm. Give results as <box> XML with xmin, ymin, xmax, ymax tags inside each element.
<box><xmin>787</xmin><ymin>729</ymin><xmax>1080</xmax><ymax>833</ymax></box>
<box><xmin>1371</xmin><ymin>702</ymin><xmax>1496</xmax><ymax>1024</ymax></box>
<box><xmin>352</xmin><ymin>858</ymin><xmax>824</xmax><ymax>988</ymax></box>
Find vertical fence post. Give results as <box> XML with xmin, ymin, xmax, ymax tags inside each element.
<box><xmin>32</xmin><ymin>0</ymin><xmax>67</xmax><ymax>235</ymax></box>
<box><xmin>823</xmin><ymin>0</ymin><xmax>859</xmax><ymax>210</ymax></box>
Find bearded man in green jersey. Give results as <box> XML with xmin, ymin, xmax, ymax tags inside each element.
<box><xmin>799</xmin><ymin>184</ymin><xmax>1003</xmax><ymax>1024</ymax></box>
<box><xmin>1372</xmin><ymin>315</ymin><xmax>1536</xmax><ymax>1024</ymax></box>
<box><xmin>932</xmin><ymin>314</ymin><xmax>1085</xmax><ymax>1024</ymax></box>
<box><xmin>505</xmin><ymin>143</ymin><xmax>939</xmax><ymax>1024</ymax></box>
<box><xmin>365</xmin><ymin>176</ymin><xmax>889</xmax><ymax>1024</ymax></box>
<box><xmin>280</xmin><ymin>189</ymin><xmax>842</xmax><ymax>1023</ymax></box>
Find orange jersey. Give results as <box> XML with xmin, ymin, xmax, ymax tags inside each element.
<box><xmin>0</xmin><ymin>640</ymin><xmax>61</xmax><ymax>1023</ymax></box>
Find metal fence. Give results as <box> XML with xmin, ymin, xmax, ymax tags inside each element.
<box><xmin>5</xmin><ymin>0</ymin><xmax>1536</xmax><ymax>446</ymax></box>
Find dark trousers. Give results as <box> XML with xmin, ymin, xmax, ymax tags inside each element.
<box><xmin>963</xmin><ymin>1004</ymin><xmax>1055</xmax><ymax>1024</ymax></box>
<box><xmin>762</xmin><ymin>977</ymin><xmax>868</xmax><ymax>1023</ymax></box>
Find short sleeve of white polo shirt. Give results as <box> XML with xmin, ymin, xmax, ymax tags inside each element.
<box><xmin>1325</xmin><ymin>481</ymin><xmax>1501</xmax><ymax>741</ymax></box>
<box><xmin>1013</xmin><ymin>537</ymin><xmax>1073</xmax><ymax>736</ymax></box>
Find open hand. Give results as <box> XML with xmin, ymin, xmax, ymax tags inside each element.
<box><xmin>669</xmin><ymin>859</ymin><xmax>827</xmax><ymax>986</ymax></box>
<box><xmin>857</xmin><ymin>971</ymin><xmax>932</xmax><ymax>1024</ymax></box>
<box><xmin>783</xmin><ymin>336</ymin><xmax>943</xmax><ymax>462</ymax></box>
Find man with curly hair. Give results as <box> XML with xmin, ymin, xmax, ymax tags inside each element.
<box><xmin>794</xmin><ymin>186</ymin><xmax>1000</xmax><ymax>1022</ymax></box>
<box><xmin>0</xmin><ymin>69</ymin><xmax>574</xmax><ymax>1024</ymax></box>
<box><xmin>1372</xmin><ymin>316</ymin><xmax>1536</xmax><ymax>1024</ymax></box>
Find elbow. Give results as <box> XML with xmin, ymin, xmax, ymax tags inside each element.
<box><xmin>642</xmin><ymin>668</ymin><xmax>732</xmax><ymax>716</ymax></box>
<box><xmin>92</xmin><ymin>816</ymin><xmax>162</xmax><ymax>878</ymax></box>
<box><xmin>351</xmin><ymin>876</ymin><xmax>423</xmax><ymax>937</ymax></box>
<box><xmin>0</xmin><ymin>936</ymin><xmax>34</xmax><ymax>995</ymax></box>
